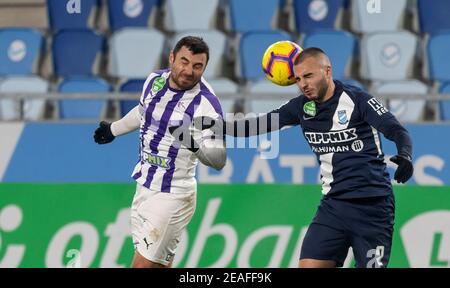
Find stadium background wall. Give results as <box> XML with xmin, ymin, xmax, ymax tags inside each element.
<box><xmin>0</xmin><ymin>123</ymin><xmax>449</xmax><ymax>184</ymax></box>
<box><xmin>0</xmin><ymin>184</ymin><xmax>449</xmax><ymax>268</ymax></box>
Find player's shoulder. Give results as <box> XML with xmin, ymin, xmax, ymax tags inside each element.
<box><xmin>199</xmin><ymin>78</ymin><xmax>217</xmax><ymax>96</ymax></box>
<box><xmin>147</xmin><ymin>68</ymin><xmax>170</xmax><ymax>81</ymax></box>
<box><xmin>197</xmin><ymin>78</ymin><xmax>223</xmax><ymax>116</ymax></box>
<box><xmin>281</xmin><ymin>94</ymin><xmax>305</xmax><ymax>110</ymax></box>
<box><xmin>199</xmin><ymin>78</ymin><xmax>220</xmax><ymax>103</ymax></box>
<box><xmin>337</xmin><ymin>80</ymin><xmax>373</xmax><ymax>104</ymax></box>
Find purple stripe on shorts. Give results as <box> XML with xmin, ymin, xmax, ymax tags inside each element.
<box><xmin>160</xmin><ymin>93</ymin><xmax>203</xmax><ymax>192</ymax></box>
<box><xmin>142</xmin><ymin>90</ymin><xmax>185</xmax><ymax>188</ymax></box>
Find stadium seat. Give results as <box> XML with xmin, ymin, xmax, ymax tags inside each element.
<box><xmin>53</xmin><ymin>29</ymin><xmax>104</xmax><ymax>77</ymax></box>
<box><xmin>107</xmin><ymin>0</ymin><xmax>158</xmax><ymax>31</ymax></box>
<box><xmin>164</xmin><ymin>0</ymin><xmax>219</xmax><ymax>32</ymax></box>
<box><xmin>351</xmin><ymin>0</ymin><xmax>406</xmax><ymax>32</ymax></box>
<box><xmin>439</xmin><ymin>83</ymin><xmax>450</xmax><ymax>121</ymax></box>
<box><xmin>119</xmin><ymin>79</ymin><xmax>144</xmax><ymax>116</ymax></box>
<box><xmin>58</xmin><ymin>77</ymin><xmax>111</xmax><ymax>119</ymax></box>
<box><xmin>426</xmin><ymin>32</ymin><xmax>450</xmax><ymax>82</ymax></box>
<box><xmin>372</xmin><ymin>80</ymin><xmax>427</xmax><ymax>123</ymax></box>
<box><xmin>302</xmin><ymin>30</ymin><xmax>356</xmax><ymax>80</ymax></box>
<box><xmin>360</xmin><ymin>31</ymin><xmax>417</xmax><ymax>81</ymax></box>
<box><xmin>225</xmin><ymin>0</ymin><xmax>280</xmax><ymax>33</ymax></box>
<box><xmin>0</xmin><ymin>76</ymin><xmax>48</xmax><ymax>121</ymax></box>
<box><xmin>417</xmin><ymin>0</ymin><xmax>450</xmax><ymax>34</ymax></box>
<box><xmin>293</xmin><ymin>0</ymin><xmax>345</xmax><ymax>33</ymax></box>
<box><xmin>108</xmin><ymin>28</ymin><xmax>164</xmax><ymax>78</ymax></box>
<box><xmin>0</xmin><ymin>28</ymin><xmax>44</xmax><ymax>76</ymax></box>
<box><xmin>47</xmin><ymin>0</ymin><xmax>98</xmax><ymax>31</ymax></box>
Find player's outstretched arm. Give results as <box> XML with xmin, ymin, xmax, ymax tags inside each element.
<box><xmin>93</xmin><ymin>105</ymin><xmax>142</xmax><ymax>144</ymax></box>
<box><xmin>225</xmin><ymin>97</ymin><xmax>302</xmax><ymax>137</ymax></box>
<box><xmin>372</xmin><ymin>115</ymin><xmax>414</xmax><ymax>184</ymax></box>
<box><xmin>169</xmin><ymin>118</ymin><xmax>226</xmax><ymax>170</ymax></box>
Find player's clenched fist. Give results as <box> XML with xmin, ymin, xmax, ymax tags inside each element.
<box><xmin>94</xmin><ymin>121</ymin><xmax>115</xmax><ymax>144</ymax></box>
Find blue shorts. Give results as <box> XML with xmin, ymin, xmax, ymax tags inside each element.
<box><xmin>300</xmin><ymin>194</ymin><xmax>395</xmax><ymax>268</ymax></box>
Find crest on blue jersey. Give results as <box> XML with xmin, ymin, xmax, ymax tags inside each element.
<box><xmin>338</xmin><ymin>110</ymin><xmax>348</xmax><ymax>124</ymax></box>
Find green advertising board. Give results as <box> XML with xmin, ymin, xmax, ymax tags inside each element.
<box><xmin>0</xmin><ymin>184</ymin><xmax>449</xmax><ymax>268</ymax></box>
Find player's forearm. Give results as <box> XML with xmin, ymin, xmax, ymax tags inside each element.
<box><xmin>195</xmin><ymin>139</ymin><xmax>226</xmax><ymax>170</ymax></box>
<box><xmin>225</xmin><ymin>113</ymin><xmax>280</xmax><ymax>137</ymax></box>
<box><xmin>111</xmin><ymin>106</ymin><xmax>141</xmax><ymax>136</ymax></box>
<box><xmin>379</xmin><ymin>117</ymin><xmax>413</xmax><ymax>157</ymax></box>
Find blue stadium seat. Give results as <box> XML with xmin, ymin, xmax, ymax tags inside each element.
<box><xmin>108</xmin><ymin>28</ymin><xmax>164</xmax><ymax>78</ymax></box>
<box><xmin>53</xmin><ymin>29</ymin><xmax>104</xmax><ymax>77</ymax></box>
<box><xmin>58</xmin><ymin>77</ymin><xmax>111</xmax><ymax>119</ymax></box>
<box><xmin>293</xmin><ymin>0</ymin><xmax>344</xmax><ymax>33</ymax></box>
<box><xmin>372</xmin><ymin>80</ymin><xmax>427</xmax><ymax>123</ymax></box>
<box><xmin>107</xmin><ymin>0</ymin><xmax>158</xmax><ymax>31</ymax></box>
<box><xmin>351</xmin><ymin>0</ymin><xmax>406</xmax><ymax>32</ymax></box>
<box><xmin>119</xmin><ymin>79</ymin><xmax>144</xmax><ymax>116</ymax></box>
<box><xmin>417</xmin><ymin>0</ymin><xmax>450</xmax><ymax>34</ymax></box>
<box><xmin>0</xmin><ymin>77</ymin><xmax>48</xmax><ymax>121</ymax></box>
<box><xmin>226</xmin><ymin>0</ymin><xmax>280</xmax><ymax>33</ymax></box>
<box><xmin>439</xmin><ymin>83</ymin><xmax>450</xmax><ymax>121</ymax></box>
<box><xmin>360</xmin><ymin>31</ymin><xmax>417</xmax><ymax>81</ymax></box>
<box><xmin>427</xmin><ymin>32</ymin><xmax>450</xmax><ymax>82</ymax></box>
<box><xmin>0</xmin><ymin>28</ymin><xmax>44</xmax><ymax>76</ymax></box>
<box><xmin>302</xmin><ymin>30</ymin><xmax>356</xmax><ymax>80</ymax></box>
<box><xmin>47</xmin><ymin>0</ymin><xmax>98</xmax><ymax>31</ymax></box>
<box><xmin>164</xmin><ymin>0</ymin><xmax>219</xmax><ymax>32</ymax></box>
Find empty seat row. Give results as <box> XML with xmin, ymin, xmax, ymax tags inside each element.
<box><xmin>44</xmin><ymin>0</ymin><xmax>450</xmax><ymax>34</ymax></box>
<box><xmin>5</xmin><ymin>27</ymin><xmax>450</xmax><ymax>84</ymax></box>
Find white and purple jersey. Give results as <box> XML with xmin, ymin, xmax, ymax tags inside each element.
<box><xmin>132</xmin><ymin>69</ymin><xmax>223</xmax><ymax>194</ymax></box>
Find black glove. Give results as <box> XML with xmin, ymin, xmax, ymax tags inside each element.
<box><xmin>390</xmin><ymin>154</ymin><xmax>414</xmax><ymax>183</ymax></box>
<box><xmin>168</xmin><ymin>124</ymin><xmax>199</xmax><ymax>153</ymax></box>
<box><xmin>192</xmin><ymin>116</ymin><xmax>224</xmax><ymax>139</ymax></box>
<box><xmin>94</xmin><ymin>121</ymin><xmax>115</xmax><ymax>144</ymax></box>
<box><xmin>168</xmin><ymin>116</ymin><xmax>223</xmax><ymax>152</ymax></box>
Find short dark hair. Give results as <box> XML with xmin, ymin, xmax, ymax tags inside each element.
<box><xmin>173</xmin><ymin>36</ymin><xmax>210</xmax><ymax>63</ymax></box>
<box><xmin>294</xmin><ymin>47</ymin><xmax>327</xmax><ymax>65</ymax></box>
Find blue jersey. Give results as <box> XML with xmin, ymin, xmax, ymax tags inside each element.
<box><xmin>230</xmin><ymin>80</ymin><xmax>412</xmax><ymax>199</ymax></box>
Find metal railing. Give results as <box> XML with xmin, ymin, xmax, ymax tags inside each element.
<box><xmin>1</xmin><ymin>92</ymin><xmax>450</xmax><ymax>123</ymax></box>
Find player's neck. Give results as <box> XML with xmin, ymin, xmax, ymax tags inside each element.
<box><xmin>318</xmin><ymin>80</ymin><xmax>336</xmax><ymax>104</ymax></box>
<box><xmin>168</xmin><ymin>76</ymin><xmax>182</xmax><ymax>91</ymax></box>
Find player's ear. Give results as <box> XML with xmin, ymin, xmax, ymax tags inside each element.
<box><xmin>326</xmin><ymin>65</ymin><xmax>332</xmax><ymax>78</ymax></box>
<box><xmin>169</xmin><ymin>50</ymin><xmax>175</xmax><ymax>65</ymax></box>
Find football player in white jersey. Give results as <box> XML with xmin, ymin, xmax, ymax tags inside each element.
<box><xmin>94</xmin><ymin>36</ymin><xmax>226</xmax><ymax>268</ymax></box>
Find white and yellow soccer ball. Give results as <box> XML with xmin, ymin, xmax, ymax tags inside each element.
<box><xmin>262</xmin><ymin>40</ymin><xmax>303</xmax><ymax>86</ymax></box>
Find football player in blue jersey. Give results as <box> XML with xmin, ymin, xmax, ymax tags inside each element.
<box><xmin>207</xmin><ymin>47</ymin><xmax>413</xmax><ymax>268</ymax></box>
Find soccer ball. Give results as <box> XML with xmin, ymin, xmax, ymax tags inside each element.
<box><xmin>262</xmin><ymin>41</ymin><xmax>303</xmax><ymax>86</ymax></box>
